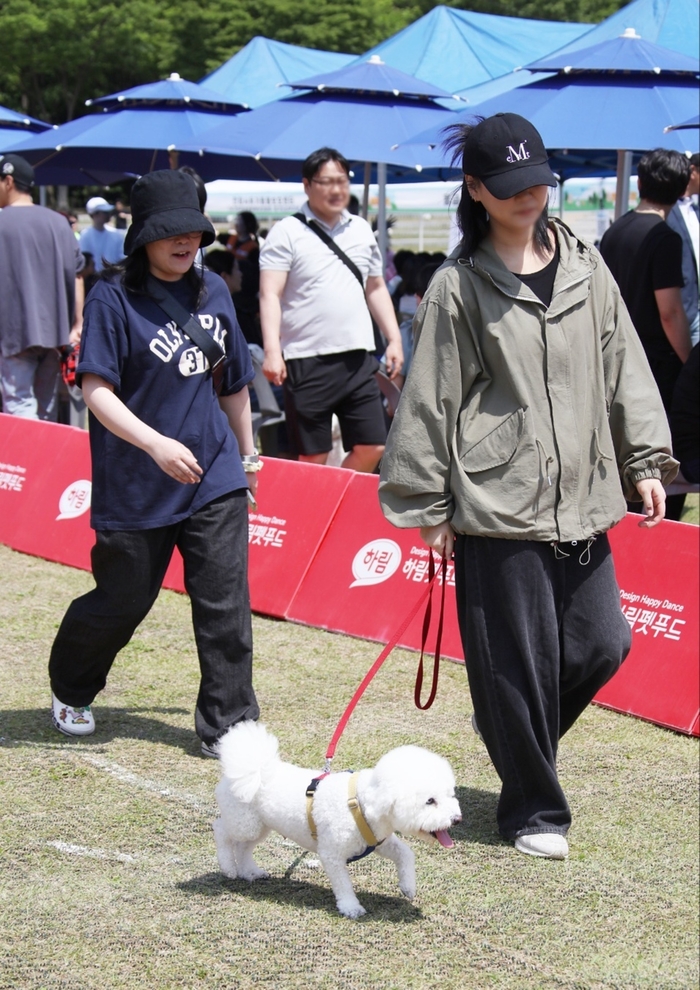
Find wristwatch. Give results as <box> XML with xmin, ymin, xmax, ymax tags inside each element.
<box><xmin>241</xmin><ymin>450</ymin><xmax>263</xmax><ymax>473</ymax></box>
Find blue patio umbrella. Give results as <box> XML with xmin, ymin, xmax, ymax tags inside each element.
<box><xmin>397</xmin><ymin>32</ymin><xmax>699</xmax><ymax>209</ymax></box>
<box><xmin>1</xmin><ymin>103</ymin><xmax>51</xmax><ymax>156</ymax></box>
<box><xmin>525</xmin><ymin>28</ymin><xmax>700</xmax><ymax>73</ymax></box>
<box><xmin>665</xmin><ymin>114</ymin><xmax>700</xmax><ymax>132</ymax></box>
<box><xmin>180</xmin><ymin>57</ymin><xmax>457</xmax><ymax>259</ymax></box>
<box><xmin>0</xmin><ymin>104</ymin><xmax>51</xmax><ymax>132</ymax></box>
<box><xmin>9</xmin><ymin>74</ymin><xmax>250</xmax><ymax>185</ymax></box>
<box><xmin>200</xmin><ymin>36</ymin><xmax>354</xmax><ymax>109</ymax></box>
<box><xmin>85</xmin><ymin>73</ymin><xmax>249</xmax><ymax>112</ymax></box>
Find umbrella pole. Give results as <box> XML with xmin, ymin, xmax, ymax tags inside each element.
<box><xmin>377</xmin><ymin>162</ymin><xmax>387</xmax><ymax>273</ymax></box>
<box><xmin>614</xmin><ymin>150</ymin><xmax>633</xmax><ymax>220</ymax></box>
<box><xmin>361</xmin><ymin>162</ymin><xmax>371</xmax><ymax>220</ymax></box>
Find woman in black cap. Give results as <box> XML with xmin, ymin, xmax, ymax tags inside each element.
<box><xmin>48</xmin><ymin>169</ymin><xmax>260</xmax><ymax>757</ymax></box>
<box><xmin>378</xmin><ymin>114</ymin><xmax>677</xmax><ymax>859</ymax></box>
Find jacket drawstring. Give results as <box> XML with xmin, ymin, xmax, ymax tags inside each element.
<box><xmin>593</xmin><ymin>429</ymin><xmax>614</xmax><ymax>475</ymax></box>
<box><xmin>536</xmin><ymin>438</ymin><xmax>554</xmax><ymax>487</ymax></box>
<box><xmin>551</xmin><ymin>536</ymin><xmax>596</xmax><ymax>564</ymax></box>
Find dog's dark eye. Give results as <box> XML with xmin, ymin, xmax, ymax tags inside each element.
<box><xmin>426</xmin><ymin>798</ymin><xmax>436</xmax><ymax>805</ymax></box>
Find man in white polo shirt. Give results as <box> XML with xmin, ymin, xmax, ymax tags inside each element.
<box><xmin>260</xmin><ymin>147</ymin><xmax>403</xmax><ymax>472</ymax></box>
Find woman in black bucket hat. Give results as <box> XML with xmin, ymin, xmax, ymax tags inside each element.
<box><xmin>48</xmin><ymin>170</ymin><xmax>260</xmax><ymax>756</ymax></box>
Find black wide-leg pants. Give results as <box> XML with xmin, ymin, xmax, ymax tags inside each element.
<box><xmin>49</xmin><ymin>491</ymin><xmax>259</xmax><ymax>745</ymax></box>
<box><xmin>453</xmin><ymin>533</ymin><xmax>631</xmax><ymax>840</ymax></box>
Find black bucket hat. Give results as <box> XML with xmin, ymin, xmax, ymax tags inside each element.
<box><xmin>462</xmin><ymin>113</ymin><xmax>557</xmax><ymax>200</ymax></box>
<box><xmin>124</xmin><ymin>170</ymin><xmax>216</xmax><ymax>255</ymax></box>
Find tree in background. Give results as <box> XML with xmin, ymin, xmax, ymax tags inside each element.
<box><xmin>0</xmin><ymin>0</ymin><xmax>631</xmax><ymax>125</ymax></box>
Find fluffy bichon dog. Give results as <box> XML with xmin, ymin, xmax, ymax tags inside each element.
<box><xmin>213</xmin><ymin>721</ymin><xmax>462</xmax><ymax>918</ymax></box>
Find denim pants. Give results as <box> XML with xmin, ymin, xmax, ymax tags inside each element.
<box><xmin>0</xmin><ymin>347</ymin><xmax>60</xmax><ymax>420</ymax></box>
<box><xmin>453</xmin><ymin>533</ymin><xmax>631</xmax><ymax>839</ymax></box>
<box><xmin>49</xmin><ymin>491</ymin><xmax>259</xmax><ymax>745</ymax></box>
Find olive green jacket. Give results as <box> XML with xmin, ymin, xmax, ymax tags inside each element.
<box><xmin>378</xmin><ymin>219</ymin><xmax>678</xmax><ymax>543</ymax></box>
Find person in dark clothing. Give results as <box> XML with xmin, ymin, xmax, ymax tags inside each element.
<box><xmin>600</xmin><ymin>148</ymin><xmax>692</xmax><ymax>521</ymax></box>
<box><xmin>48</xmin><ymin>171</ymin><xmax>260</xmax><ymax>757</ymax></box>
<box><xmin>379</xmin><ymin>114</ymin><xmax>676</xmax><ymax>861</ymax></box>
<box><xmin>670</xmin><ymin>342</ymin><xmax>699</xmax><ymax>484</ymax></box>
<box><xmin>205</xmin><ymin>248</ymin><xmax>262</xmax><ymax>348</ymax></box>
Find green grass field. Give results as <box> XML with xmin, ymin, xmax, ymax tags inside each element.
<box><xmin>0</xmin><ymin>544</ymin><xmax>698</xmax><ymax>990</ymax></box>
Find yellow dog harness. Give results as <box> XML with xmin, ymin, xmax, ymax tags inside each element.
<box><xmin>305</xmin><ymin>771</ymin><xmax>381</xmax><ymax>857</ymax></box>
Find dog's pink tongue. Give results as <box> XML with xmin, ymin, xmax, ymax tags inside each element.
<box><xmin>432</xmin><ymin>829</ymin><xmax>454</xmax><ymax>848</ymax></box>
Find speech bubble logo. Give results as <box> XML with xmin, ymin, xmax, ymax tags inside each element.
<box><xmin>56</xmin><ymin>480</ymin><xmax>92</xmax><ymax>521</ymax></box>
<box><xmin>350</xmin><ymin>539</ymin><xmax>402</xmax><ymax>588</ymax></box>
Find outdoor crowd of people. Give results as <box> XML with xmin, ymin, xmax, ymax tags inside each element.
<box><xmin>0</xmin><ymin>120</ymin><xmax>697</xmax><ymax>859</ymax></box>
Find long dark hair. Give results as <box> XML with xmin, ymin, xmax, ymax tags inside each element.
<box><xmin>101</xmin><ymin>246</ymin><xmax>206</xmax><ymax>309</ymax></box>
<box><xmin>442</xmin><ymin>119</ymin><xmax>551</xmax><ymax>259</ymax></box>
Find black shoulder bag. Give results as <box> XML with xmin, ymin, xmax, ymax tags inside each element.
<box><xmin>146</xmin><ymin>275</ymin><xmax>226</xmax><ymax>395</ymax></box>
<box><xmin>293</xmin><ymin>213</ymin><xmax>365</xmax><ymax>289</ymax></box>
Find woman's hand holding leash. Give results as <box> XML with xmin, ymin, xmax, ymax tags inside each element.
<box><xmin>635</xmin><ymin>478</ymin><xmax>666</xmax><ymax>528</ymax></box>
<box><xmin>420</xmin><ymin>521</ymin><xmax>455</xmax><ymax>559</ymax></box>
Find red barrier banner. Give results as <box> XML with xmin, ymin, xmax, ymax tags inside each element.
<box><xmin>2</xmin><ymin>416</ymin><xmax>697</xmax><ymax>736</ymax></box>
<box><xmin>286</xmin><ymin>472</ymin><xmax>465</xmax><ymax>660</ymax></box>
<box><xmin>0</xmin><ymin>414</ymin><xmax>94</xmax><ymax>570</ymax></box>
<box><xmin>597</xmin><ymin>513</ymin><xmax>699</xmax><ymax>735</ymax></box>
<box><xmin>247</xmin><ymin>458</ymin><xmax>352</xmax><ymax>618</ymax></box>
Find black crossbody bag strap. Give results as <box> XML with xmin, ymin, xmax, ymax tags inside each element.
<box><xmin>146</xmin><ymin>275</ymin><xmax>226</xmax><ymax>395</ymax></box>
<box><xmin>293</xmin><ymin>213</ymin><xmax>365</xmax><ymax>289</ymax></box>
<box><xmin>147</xmin><ymin>275</ymin><xmax>226</xmax><ymax>395</ymax></box>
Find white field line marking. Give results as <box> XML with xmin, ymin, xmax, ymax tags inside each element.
<box><xmin>46</xmin><ymin>840</ymin><xmax>137</xmax><ymax>863</ymax></box>
<box><xmin>81</xmin><ymin>754</ymin><xmax>214</xmax><ymax>813</ymax></box>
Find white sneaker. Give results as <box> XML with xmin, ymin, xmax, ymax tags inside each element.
<box><xmin>52</xmin><ymin>693</ymin><xmax>95</xmax><ymax>737</ymax></box>
<box><xmin>515</xmin><ymin>833</ymin><xmax>569</xmax><ymax>860</ymax></box>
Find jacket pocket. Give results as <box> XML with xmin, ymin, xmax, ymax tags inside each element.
<box><xmin>459</xmin><ymin>408</ymin><xmax>525</xmax><ymax>474</ymax></box>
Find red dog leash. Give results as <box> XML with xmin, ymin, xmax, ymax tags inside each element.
<box><xmin>323</xmin><ymin>552</ymin><xmax>448</xmax><ymax>771</ymax></box>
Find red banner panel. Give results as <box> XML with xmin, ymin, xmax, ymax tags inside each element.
<box><xmin>2</xmin><ymin>417</ymin><xmax>697</xmax><ymax>735</ymax></box>
<box><xmin>247</xmin><ymin>458</ymin><xmax>352</xmax><ymax>618</ymax></box>
<box><xmin>286</xmin><ymin>472</ymin><xmax>465</xmax><ymax>660</ymax></box>
<box><xmin>0</xmin><ymin>414</ymin><xmax>94</xmax><ymax>570</ymax></box>
<box><xmin>597</xmin><ymin>513</ymin><xmax>699</xmax><ymax>735</ymax></box>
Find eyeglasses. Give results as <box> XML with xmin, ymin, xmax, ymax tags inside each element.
<box><xmin>311</xmin><ymin>177</ymin><xmax>350</xmax><ymax>189</ymax></box>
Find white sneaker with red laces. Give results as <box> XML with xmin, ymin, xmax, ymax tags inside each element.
<box><xmin>52</xmin><ymin>694</ymin><xmax>95</xmax><ymax>736</ymax></box>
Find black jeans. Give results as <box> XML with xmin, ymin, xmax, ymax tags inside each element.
<box><xmin>49</xmin><ymin>491</ymin><xmax>259</xmax><ymax>746</ymax></box>
<box><xmin>454</xmin><ymin>533</ymin><xmax>631</xmax><ymax>839</ymax></box>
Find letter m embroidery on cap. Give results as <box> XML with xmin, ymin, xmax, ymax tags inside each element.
<box><xmin>506</xmin><ymin>142</ymin><xmax>530</xmax><ymax>164</ymax></box>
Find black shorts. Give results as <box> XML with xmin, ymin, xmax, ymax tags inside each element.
<box><xmin>283</xmin><ymin>350</ymin><xmax>387</xmax><ymax>456</ymax></box>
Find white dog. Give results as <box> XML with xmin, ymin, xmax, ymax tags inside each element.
<box><xmin>213</xmin><ymin>721</ymin><xmax>462</xmax><ymax>918</ymax></box>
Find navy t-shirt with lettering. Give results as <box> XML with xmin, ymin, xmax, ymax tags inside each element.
<box><xmin>77</xmin><ymin>270</ymin><xmax>253</xmax><ymax>531</ymax></box>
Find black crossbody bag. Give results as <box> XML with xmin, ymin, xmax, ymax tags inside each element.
<box><xmin>293</xmin><ymin>212</ymin><xmax>365</xmax><ymax>289</ymax></box>
<box><xmin>146</xmin><ymin>275</ymin><xmax>226</xmax><ymax>395</ymax></box>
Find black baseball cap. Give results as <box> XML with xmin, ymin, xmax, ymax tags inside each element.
<box><xmin>0</xmin><ymin>153</ymin><xmax>35</xmax><ymax>188</ymax></box>
<box><xmin>461</xmin><ymin>113</ymin><xmax>557</xmax><ymax>200</ymax></box>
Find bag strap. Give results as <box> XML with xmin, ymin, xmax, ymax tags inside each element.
<box><xmin>146</xmin><ymin>275</ymin><xmax>226</xmax><ymax>395</ymax></box>
<box><xmin>293</xmin><ymin>212</ymin><xmax>365</xmax><ymax>289</ymax></box>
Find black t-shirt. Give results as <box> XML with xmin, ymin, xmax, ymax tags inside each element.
<box><xmin>599</xmin><ymin>212</ymin><xmax>683</xmax><ymax>364</ymax></box>
<box><xmin>513</xmin><ymin>245</ymin><xmax>560</xmax><ymax>307</ymax></box>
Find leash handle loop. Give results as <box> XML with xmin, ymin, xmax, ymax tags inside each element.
<box><xmin>414</xmin><ymin>553</ymin><xmax>447</xmax><ymax>711</ymax></box>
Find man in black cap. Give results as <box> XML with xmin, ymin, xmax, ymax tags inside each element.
<box><xmin>0</xmin><ymin>153</ymin><xmax>84</xmax><ymax>420</ymax></box>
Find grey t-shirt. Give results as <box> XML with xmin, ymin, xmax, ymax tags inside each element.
<box><xmin>0</xmin><ymin>205</ymin><xmax>84</xmax><ymax>357</ymax></box>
